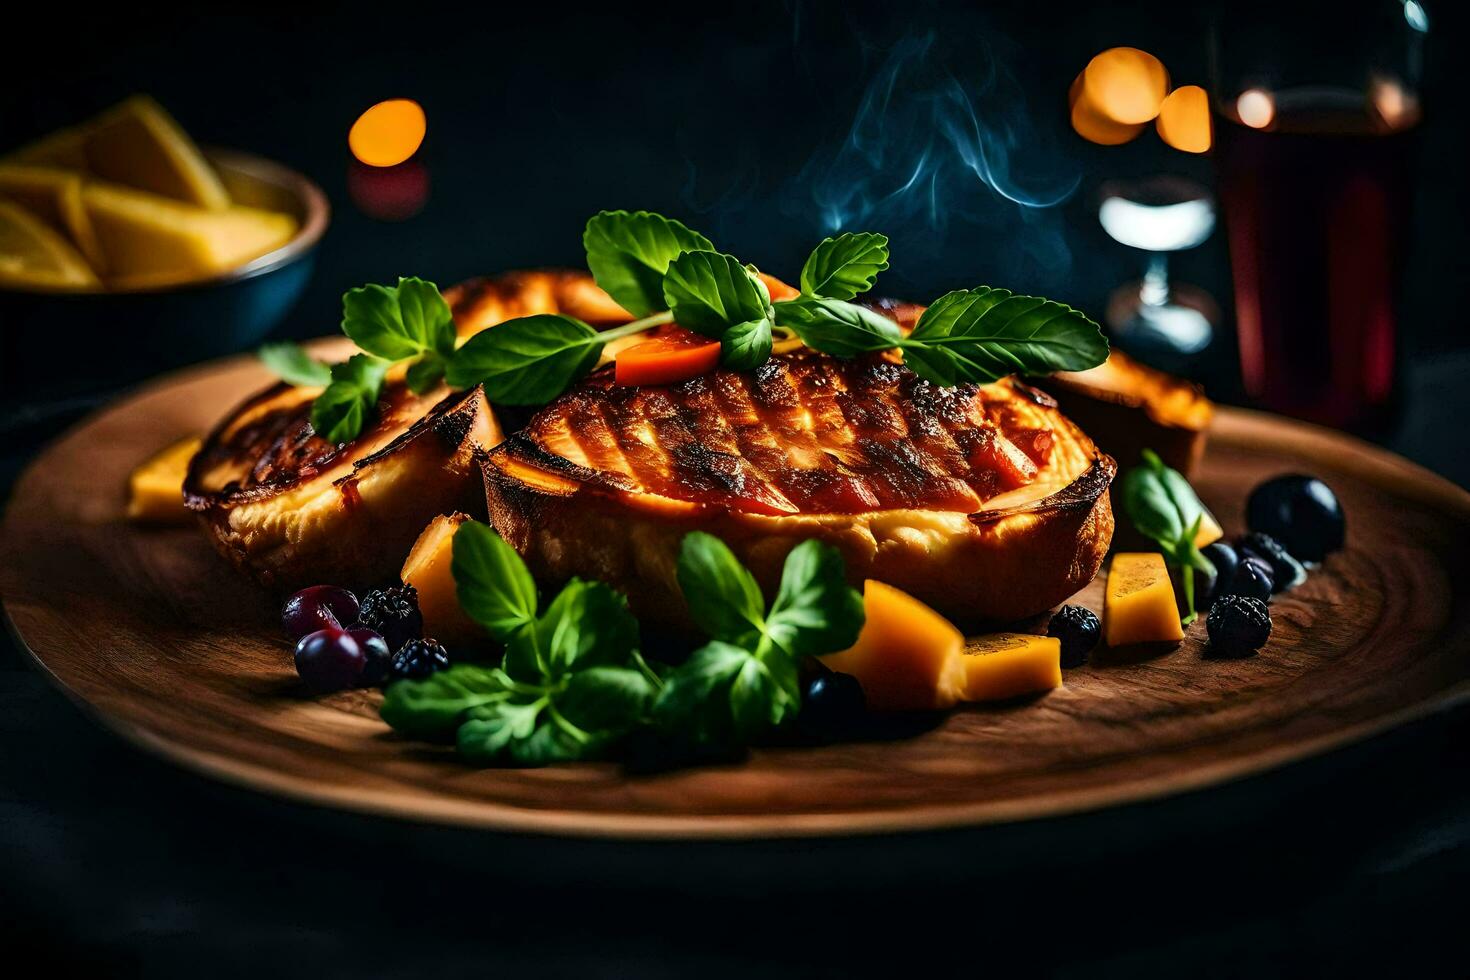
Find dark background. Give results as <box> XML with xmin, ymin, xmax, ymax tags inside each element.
<box><xmin>3</xmin><ymin>1</ymin><xmax>1468</xmax><ymax>976</ymax></box>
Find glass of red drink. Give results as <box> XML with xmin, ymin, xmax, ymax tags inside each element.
<box><xmin>1211</xmin><ymin>1</ymin><xmax>1427</xmax><ymax>429</ymax></box>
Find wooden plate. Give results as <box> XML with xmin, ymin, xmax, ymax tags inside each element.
<box><xmin>4</xmin><ymin>351</ymin><xmax>1469</xmax><ymax>840</ymax></box>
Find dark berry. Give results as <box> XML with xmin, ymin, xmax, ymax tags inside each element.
<box><xmin>1206</xmin><ymin>594</ymin><xmax>1273</xmax><ymax>657</ymax></box>
<box><xmin>1226</xmin><ymin>555</ymin><xmax>1275</xmax><ymax>602</ymax></box>
<box><xmin>282</xmin><ymin>586</ymin><xmax>359</xmax><ymax>641</ymax></box>
<box><xmin>1047</xmin><ymin>605</ymin><xmax>1101</xmax><ymax>667</ymax></box>
<box><xmin>1237</xmin><ymin>532</ymin><xmax>1307</xmax><ymax>592</ymax></box>
<box><xmin>294</xmin><ymin>628</ymin><xmax>365</xmax><ymax>693</ymax></box>
<box><xmin>389</xmin><ymin>637</ymin><xmax>450</xmax><ymax>681</ymax></box>
<box><xmin>357</xmin><ymin>584</ymin><xmax>424</xmax><ymax>650</ymax></box>
<box><xmin>1246</xmin><ymin>474</ymin><xmax>1345</xmax><ymax>562</ymax></box>
<box><xmin>1198</xmin><ymin>542</ymin><xmax>1239</xmax><ymax>608</ymax></box>
<box><xmin>349</xmin><ymin>628</ymin><xmax>393</xmax><ymax>686</ymax></box>
<box><xmin>801</xmin><ymin>672</ymin><xmax>866</xmax><ymax>738</ymax></box>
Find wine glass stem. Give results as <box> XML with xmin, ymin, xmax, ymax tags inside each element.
<box><xmin>1141</xmin><ymin>252</ymin><xmax>1170</xmax><ymax>307</ymax></box>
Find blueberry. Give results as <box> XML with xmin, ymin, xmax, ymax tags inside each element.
<box><xmin>1206</xmin><ymin>594</ymin><xmax>1272</xmax><ymax>657</ymax></box>
<box><xmin>1198</xmin><ymin>542</ymin><xmax>1239</xmax><ymax>608</ymax></box>
<box><xmin>1047</xmin><ymin>605</ymin><xmax>1101</xmax><ymax>667</ymax></box>
<box><xmin>1238</xmin><ymin>532</ymin><xmax>1307</xmax><ymax>592</ymax></box>
<box><xmin>389</xmin><ymin>637</ymin><xmax>450</xmax><ymax>681</ymax></box>
<box><xmin>357</xmin><ymin>584</ymin><xmax>424</xmax><ymax>651</ymax></box>
<box><xmin>294</xmin><ymin>628</ymin><xmax>365</xmax><ymax>693</ymax></box>
<box><xmin>282</xmin><ymin>586</ymin><xmax>359</xmax><ymax>641</ymax></box>
<box><xmin>1246</xmin><ymin>474</ymin><xmax>1345</xmax><ymax>562</ymax></box>
<box><xmin>801</xmin><ymin>672</ymin><xmax>866</xmax><ymax>738</ymax></box>
<box><xmin>349</xmin><ymin>628</ymin><xmax>393</xmax><ymax>687</ymax></box>
<box><xmin>1226</xmin><ymin>555</ymin><xmax>1275</xmax><ymax>602</ymax></box>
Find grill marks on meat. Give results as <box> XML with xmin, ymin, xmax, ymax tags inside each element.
<box><xmin>511</xmin><ymin>349</ymin><xmax>1053</xmax><ymax>516</ymax></box>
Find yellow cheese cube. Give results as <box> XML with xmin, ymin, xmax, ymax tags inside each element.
<box><xmin>0</xmin><ymin>164</ymin><xmax>107</xmax><ymax>272</ymax></box>
<box><xmin>401</xmin><ymin>513</ymin><xmax>488</xmax><ymax>648</ymax></box>
<box><xmin>819</xmin><ymin>580</ymin><xmax>966</xmax><ymax>711</ymax></box>
<box><xmin>82</xmin><ymin>181</ymin><xmax>296</xmax><ymax>288</ymax></box>
<box><xmin>127</xmin><ymin>436</ymin><xmax>201</xmax><ymax>524</ymax></box>
<box><xmin>1195</xmin><ymin>507</ymin><xmax>1223</xmax><ymax>549</ymax></box>
<box><xmin>1104</xmin><ymin>553</ymin><xmax>1185</xmax><ymax>646</ymax></box>
<box><xmin>959</xmin><ymin>633</ymin><xmax>1062</xmax><ymax>702</ymax></box>
<box><xmin>83</xmin><ymin>95</ymin><xmax>231</xmax><ymax>210</ymax></box>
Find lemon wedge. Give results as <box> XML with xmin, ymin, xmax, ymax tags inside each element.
<box><xmin>0</xmin><ymin>164</ymin><xmax>108</xmax><ymax>272</ymax></box>
<box><xmin>0</xmin><ymin>200</ymin><xmax>100</xmax><ymax>290</ymax></box>
<box><xmin>82</xmin><ymin>181</ymin><xmax>296</xmax><ymax>288</ymax></box>
<box><xmin>82</xmin><ymin>95</ymin><xmax>231</xmax><ymax>210</ymax></box>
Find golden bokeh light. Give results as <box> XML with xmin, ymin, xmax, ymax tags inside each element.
<box><xmin>348</xmin><ymin>99</ymin><xmax>427</xmax><ymax>168</ymax></box>
<box><xmin>1236</xmin><ymin>89</ymin><xmax>1275</xmax><ymax>129</ymax></box>
<box><xmin>1069</xmin><ymin>72</ymin><xmax>1145</xmax><ymax>145</ymax></box>
<box><xmin>1082</xmin><ymin>47</ymin><xmax>1169</xmax><ymax>125</ymax></box>
<box><xmin>1156</xmin><ymin>85</ymin><xmax>1212</xmax><ymax>153</ymax></box>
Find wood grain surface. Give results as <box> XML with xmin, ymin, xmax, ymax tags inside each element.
<box><xmin>3</xmin><ymin>350</ymin><xmax>1469</xmax><ymax>839</ymax></box>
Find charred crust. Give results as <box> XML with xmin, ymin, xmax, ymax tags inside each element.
<box><xmin>1008</xmin><ymin>379</ymin><xmax>1060</xmax><ymax>409</ymax></box>
<box><xmin>968</xmin><ymin>453</ymin><xmax>1117</xmax><ymax>525</ymax></box>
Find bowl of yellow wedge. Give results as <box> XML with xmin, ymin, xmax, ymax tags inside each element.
<box><xmin>0</xmin><ymin>95</ymin><xmax>328</xmax><ymax>398</ymax></box>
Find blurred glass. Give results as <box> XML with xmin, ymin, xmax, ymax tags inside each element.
<box><xmin>1099</xmin><ymin>176</ymin><xmax>1218</xmax><ymax>357</ymax></box>
<box><xmin>1211</xmin><ymin>1</ymin><xmax>1427</xmax><ymax>429</ymax></box>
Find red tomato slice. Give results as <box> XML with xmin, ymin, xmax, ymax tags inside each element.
<box><xmin>615</xmin><ymin>327</ymin><xmax>722</xmax><ymax>387</ymax></box>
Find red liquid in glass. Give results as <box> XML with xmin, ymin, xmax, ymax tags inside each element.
<box><xmin>1214</xmin><ymin>89</ymin><xmax>1418</xmax><ymax>429</ymax></box>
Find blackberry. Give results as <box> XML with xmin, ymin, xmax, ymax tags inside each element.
<box><xmin>1206</xmin><ymin>594</ymin><xmax>1272</xmax><ymax>657</ymax></box>
<box><xmin>389</xmin><ymin>637</ymin><xmax>450</xmax><ymax>681</ymax></box>
<box><xmin>1047</xmin><ymin>605</ymin><xmax>1101</xmax><ymax>667</ymax></box>
<box><xmin>357</xmin><ymin>584</ymin><xmax>424</xmax><ymax>650</ymax></box>
<box><xmin>1237</xmin><ymin>532</ymin><xmax>1307</xmax><ymax>592</ymax></box>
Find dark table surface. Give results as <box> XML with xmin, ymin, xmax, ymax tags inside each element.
<box><xmin>4</xmin><ymin>2</ymin><xmax>1469</xmax><ymax>975</ymax></box>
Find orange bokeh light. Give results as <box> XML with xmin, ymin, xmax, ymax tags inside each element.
<box><xmin>1069</xmin><ymin>72</ymin><xmax>1145</xmax><ymax>146</ymax></box>
<box><xmin>1082</xmin><ymin>47</ymin><xmax>1169</xmax><ymax>125</ymax></box>
<box><xmin>348</xmin><ymin>99</ymin><xmax>426</xmax><ymax>168</ymax></box>
<box><xmin>1156</xmin><ymin>85</ymin><xmax>1212</xmax><ymax>153</ymax></box>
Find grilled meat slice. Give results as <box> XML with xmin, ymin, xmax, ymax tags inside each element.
<box><xmin>185</xmin><ymin>377</ymin><xmax>499</xmax><ymax>593</ymax></box>
<box><xmin>484</xmin><ymin>348</ymin><xmax>1114</xmax><ymax>627</ymax></box>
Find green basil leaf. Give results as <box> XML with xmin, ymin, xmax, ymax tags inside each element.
<box><xmin>583</xmin><ymin>210</ymin><xmax>715</xmax><ymax>317</ymax></box>
<box><xmin>653</xmin><ymin>640</ymin><xmax>800</xmax><ymax>745</ymax></box>
<box><xmin>258</xmin><ymin>341</ymin><xmax>331</xmax><ymax>387</ymax></box>
<box><xmin>537</xmin><ymin>578</ymin><xmax>641</xmax><ymax>675</ymax></box>
<box><xmin>456</xmin><ymin>699</ymin><xmax>548</xmax><ymax>764</ymax></box>
<box><xmin>676</xmin><ymin>531</ymin><xmax>766</xmax><ymax>645</ymax></box>
<box><xmin>557</xmin><ymin>666</ymin><xmax>658</xmax><ymax>733</ymax></box>
<box><xmin>661</xmin><ymin>250</ymin><xmax>773</xmax><ymax>340</ymax></box>
<box><xmin>763</xmin><ymin>539</ymin><xmax>865</xmax><ymax>659</ymax></box>
<box><xmin>799</xmin><ymin>232</ymin><xmax>890</xmax><ymax>300</ymax></box>
<box><xmin>309</xmin><ymin>354</ymin><xmax>389</xmax><ymax>444</ymax></box>
<box><xmin>508</xmin><ymin>711</ymin><xmax>599</xmax><ymax>766</ymax></box>
<box><xmin>405</xmin><ymin>353</ymin><xmax>446</xmax><ymax>394</ymax></box>
<box><xmin>720</xmin><ymin>316</ymin><xmax>774</xmax><ymax>371</ymax></box>
<box><xmin>450</xmin><ymin>521</ymin><xmax>539</xmax><ymax>642</ymax></box>
<box><xmin>902</xmin><ymin>288</ymin><xmax>1109</xmax><ymax>385</ymax></box>
<box><xmin>652</xmin><ymin>640</ymin><xmax>754</xmax><ymax>744</ymax></box>
<box><xmin>379</xmin><ymin>664</ymin><xmax>512</xmax><ymax>737</ymax></box>
<box><xmin>444</xmin><ymin>314</ymin><xmax>602</xmax><ymax>406</ymax></box>
<box><xmin>341</xmin><ymin>277</ymin><xmax>455</xmax><ymax>361</ymax></box>
<box><xmin>775</xmin><ymin>297</ymin><xmax>902</xmax><ymax>357</ymax></box>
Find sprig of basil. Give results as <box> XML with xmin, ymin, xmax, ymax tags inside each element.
<box><xmin>655</xmin><ymin>533</ymin><xmax>864</xmax><ymax>745</ymax></box>
<box><xmin>444</xmin><ymin>314</ymin><xmax>604</xmax><ymax>406</ymax></box>
<box><xmin>309</xmin><ymin>354</ymin><xmax>389</xmax><ymax>444</ymax></box>
<box><xmin>662</xmin><ymin>250</ymin><xmax>775</xmax><ymax>370</ymax></box>
<box><xmin>1121</xmin><ymin>449</ymin><xmax>1217</xmax><ymax>623</ymax></box>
